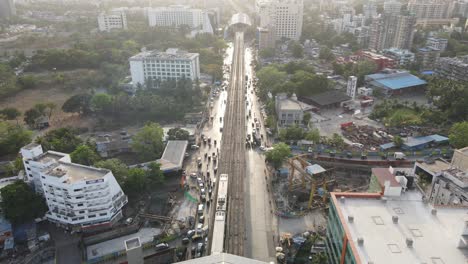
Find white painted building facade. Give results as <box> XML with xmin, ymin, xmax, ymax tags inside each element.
<box><xmin>20</xmin><ymin>144</ymin><xmax>127</xmax><ymax>230</ymax></box>
<box><xmin>98</xmin><ymin>11</ymin><xmax>128</xmax><ymax>32</ymax></box>
<box><xmin>129</xmin><ymin>48</ymin><xmax>200</xmax><ymax>87</ymax></box>
<box><xmin>256</xmin><ymin>0</ymin><xmax>304</xmax><ymax>41</ymax></box>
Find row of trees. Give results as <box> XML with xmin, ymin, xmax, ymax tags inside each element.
<box><xmin>256</xmin><ymin>61</ymin><xmax>330</xmax><ymax>100</ymax></box>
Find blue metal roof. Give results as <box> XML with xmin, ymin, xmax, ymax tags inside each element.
<box><xmin>404</xmin><ymin>136</ymin><xmax>434</xmax><ymax>147</ymax></box>
<box><xmin>367</xmin><ymin>72</ymin><xmax>427</xmax><ymax>90</ymax></box>
<box><xmin>427</xmin><ymin>134</ymin><xmax>448</xmax><ymax>143</ymax></box>
<box><xmin>380</xmin><ymin>142</ymin><xmax>395</xmax><ymax>150</ymax></box>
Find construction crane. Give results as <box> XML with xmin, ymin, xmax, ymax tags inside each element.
<box><xmin>287</xmin><ymin>154</ymin><xmax>335</xmax><ymax>209</ymax></box>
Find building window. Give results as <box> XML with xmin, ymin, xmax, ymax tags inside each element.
<box><xmin>79</xmin><ymin>211</ymin><xmax>85</xmax><ymax>214</ymax></box>
<box><xmin>89</xmin><ymin>215</ymin><xmax>96</xmax><ymax>218</ymax></box>
<box><xmin>78</xmin><ymin>203</ymin><xmax>83</xmax><ymax>207</ymax></box>
<box><xmin>74</xmin><ymin>189</ymin><xmax>82</xmax><ymax>192</ymax></box>
<box><xmin>100</xmin><ymin>213</ymin><xmax>107</xmax><ymax>216</ymax></box>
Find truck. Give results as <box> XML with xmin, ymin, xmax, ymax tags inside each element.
<box><xmin>340</xmin><ymin>122</ymin><xmax>354</xmax><ymax>129</ymax></box>
<box><xmin>394</xmin><ymin>152</ymin><xmax>406</xmax><ymax>160</ymax></box>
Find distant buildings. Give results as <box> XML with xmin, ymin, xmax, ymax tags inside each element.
<box><xmin>369</xmin><ymin>14</ymin><xmax>416</xmax><ymax>51</ymax></box>
<box><xmin>147</xmin><ymin>5</ymin><xmax>213</xmax><ymax>35</ymax></box>
<box><xmin>257</xmin><ymin>26</ymin><xmax>276</xmax><ymax>50</ymax></box>
<box><xmin>407</xmin><ymin>0</ymin><xmax>453</xmax><ymax>20</ymax></box>
<box><xmin>275</xmin><ymin>93</ymin><xmax>308</xmax><ymax>127</ymax></box>
<box><xmin>129</xmin><ymin>48</ymin><xmax>200</xmax><ymax>87</ymax></box>
<box><xmin>97</xmin><ymin>11</ymin><xmax>128</xmax><ymax>32</ymax></box>
<box><xmin>20</xmin><ymin>144</ymin><xmax>127</xmax><ymax>231</ymax></box>
<box><xmin>382</xmin><ymin>48</ymin><xmax>415</xmax><ymax>66</ymax></box>
<box><xmin>95</xmin><ymin>131</ymin><xmax>132</xmax><ymax>158</ymax></box>
<box><xmin>0</xmin><ymin>0</ymin><xmax>16</xmax><ymax>19</ymax></box>
<box><xmin>255</xmin><ymin>0</ymin><xmax>304</xmax><ymax>41</ymax></box>
<box><xmin>426</xmin><ymin>37</ymin><xmax>448</xmax><ymax>51</ymax></box>
<box><xmin>365</xmin><ymin>69</ymin><xmax>427</xmax><ymax>95</ymax></box>
<box><xmin>363</xmin><ymin>0</ymin><xmax>377</xmax><ymax>21</ymax></box>
<box><xmin>357</xmin><ymin>50</ymin><xmax>396</xmax><ymax>71</ymax></box>
<box><xmin>383</xmin><ymin>0</ymin><xmax>403</xmax><ymax>15</ymax></box>
<box><xmin>435</xmin><ymin>56</ymin><xmax>468</xmax><ymax>82</ymax></box>
<box><xmin>416</xmin><ymin>47</ymin><xmax>440</xmax><ymax>71</ymax></box>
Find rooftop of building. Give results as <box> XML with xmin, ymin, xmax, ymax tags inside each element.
<box><xmin>86</xmin><ymin>228</ymin><xmax>161</xmax><ymax>260</ymax></box>
<box><xmin>415</xmin><ymin>159</ymin><xmax>450</xmax><ymax>174</ymax></box>
<box><xmin>366</xmin><ymin>70</ymin><xmax>427</xmax><ymax>90</ymax></box>
<box><xmin>300</xmin><ymin>90</ymin><xmax>351</xmax><ymax>107</ymax></box>
<box><xmin>331</xmin><ymin>191</ymin><xmax>468</xmax><ymax>264</ymax></box>
<box><xmin>418</xmin><ymin>46</ymin><xmax>440</xmax><ymax>52</ymax></box>
<box><xmin>158</xmin><ymin>140</ymin><xmax>188</xmax><ymax>172</ymax></box>
<box><xmin>372</xmin><ymin>167</ymin><xmax>400</xmax><ymax>187</ymax></box>
<box><xmin>33</xmin><ymin>151</ymin><xmax>67</xmax><ymax>164</ymax></box>
<box><xmin>383</xmin><ymin>48</ymin><xmax>414</xmax><ymax>55</ymax></box>
<box><xmin>45</xmin><ymin>162</ymin><xmax>109</xmax><ymax>184</ymax></box>
<box><xmin>444</xmin><ymin>168</ymin><xmax>468</xmax><ymax>185</ymax></box>
<box><xmin>178</xmin><ymin>253</ymin><xmax>270</xmax><ymax>263</ymax></box>
<box><xmin>124</xmin><ymin>237</ymin><xmax>141</xmax><ymax>251</ymax></box>
<box><xmin>129</xmin><ymin>48</ymin><xmax>198</xmax><ymax>61</ymax></box>
<box><xmin>22</xmin><ymin>143</ymin><xmax>40</xmax><ymax>150</ymax></box>
<box><xmin>459</xmin><ymin>147</ymin><xmax>468</xmax><ymax>156</ymax></box>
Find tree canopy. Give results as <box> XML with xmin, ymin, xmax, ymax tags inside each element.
<box><xmin>0</xmin><ymin>121</ymin><xmax>32</xmax><ymax>157</ymax></box>
<box><xmin>167</xmin><ymin>128</ymin><xmax>190</xmax><ymax>140</ymax></box>
<box><xmin>70</xmin><ymin>144</ymin><xmax>100</xmax><ymax>165</ymax></box>
<box><xmin>62</xmin><ymin>94</ymin><xmax>92</xmax><ymax>115</ymax></box>
<box><xmin>131</xmin><ymin>122</ymin><xmax>164</xmax><ymax>160</ymax></box>
<box><xmin>36</xmin><ymin>127</ymin><xmax>83</xmax><ymax>153</ymax></box>
<box><xmin>1</xmin><ymin>181</ymin><xmax>47</xmax><ymax>224</ymax></box>
<box><xmin>449</xmin><ymin>122</ymin><xmax>468</xmax><ymax>149</ymax></box>
<box><xmin>265</xmin><ymin>143</ymin><xmax>291</xmax><ymax>169</ymax></box>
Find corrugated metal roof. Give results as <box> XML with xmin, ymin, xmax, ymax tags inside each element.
<box><xmin>367</xmin><ymin>72</ymin><xmax>427</xmax><ymax>90</ymax></box>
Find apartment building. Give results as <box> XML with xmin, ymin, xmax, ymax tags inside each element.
<box><xmin>357</xmin><ymin>50</ymin><xmax>396</xmax><ymax>71</ymax></box>
<box><xmin>0</xmin><ymin>0</ymin><xmax>16</xmax><ymax>19</ymax></box>
<box><xmin>382</xmin><ymin>48</ymin><xmax>415</xmax><ymax>66</ymax></box>
<box><xmin>426</xmin><ymin>37</ymin><xmax>448</xmax><ymax>51</ymax></box>
<box><xmin>383</xmin><ymin>0</ymin><xmax>403</xmax><ymax>15</ymax></box>
<box><xmin>255</xmin><ymin>0</ymin><xmax>304</xmax><ymax>41</ymax></box>
<box><xmin>363</xmin><ymin>0</ymin><xmax>377</xmax><ymax>21</ymax></box>
<box><xmin>20</xmin><ymin>144</ymin><xmax>128</xmax><ymax>231</ymax></box>
<box><xmin>97</xmin><ymin>11</ymin><xmax>128</xmax><ymax>32</ymax></box>
<box><xmin>147</xmin><ymin>5</ymin><xmax>203</xmax><ymax>29</ymax></box>
<box><xmin>407</xmin><ymin>0</ymin><xmax>453</xmax><ymax>20</ymax></box>
<box><xmin>257</xmin><ymin>26</ymin><xmax>276</xmax><ymax>50</ymax></box>
<box><xmin>129</xmin><ymin>48</ymin><xmax>200</xmax><ymax>87</ymax></box>
<box><xmin>369</xmin><ymin>14</ymin><xmax>416</xmax><ymax>51</ymax></box>
<box><xmin>416</xmin><ymin>47</ymin><xmax>440</xmax><ymax>71</ymax></box>
<box><xmin>435</xmin><ymin>56</ymin><xmax>468</xmax><ymax>82</ymax></box>
<box><xmin>275</xmin><ymin>93</ymin><xmax>310</xmax><ymax>127</ymax></box>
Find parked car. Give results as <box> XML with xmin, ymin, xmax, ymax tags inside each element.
<box><xmin>155</xmin><ymin>243</ymin><xmax>169</xmax><ymax>251</ymax></box>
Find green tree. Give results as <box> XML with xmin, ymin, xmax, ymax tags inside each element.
<box><xmin>0</xmin><ymin>107</ymin><xmax>21</xmax><ymax>124</ymax></box>
<box><xmin>146</xmin><ymin>162</ymin><xmax>165</xmax><ymax>186</ymax></box>
<box><xmin>279</xmin><ymin>125</ymin><xmax>305</xmax><ymax>141</ymax></box>
<box><xmin>289</xmin><ymin>41</ymin><xmax>304</xmax><ymax>58</ymax></box>
<box><xmin>90</xmin><ymin>93</ymin><xmax>113</xmax><ymax>113</ymax></box>
<box><xmin>36</xmin><ymin>127</ymin><xmax>83</xmax><ymax>152</ymax></box>
<box><xmin>23</xmin><ymin>108</ymin><xmax>42</xmax><ymax>128</ymax></box>
<box><xmin>259</xmin><ymin>48</ymin><xmax>275</xmax><ymax>58</ymax></box>
<box><xmin>1</xmin><ymin>181</ymin><xmax>47</xmax><ymax>224</ymax></box>
<box><xmin>131</xmin><ymin>122</ymin><xmax>164</xmax><ymax>160</ymax></box>
<box><xmin>265</xmin><ymin>143</ymin><xmax>291</xmax><ymax>169</ymax></box>
<box><xmin>256</xmin><ymin>66</ymin><xmax>287</xmax><ymax>98</ymax></box>
<box><xmin>17</xmin><ymin>75</ymin><xmax>38</xmax><ymax>89</ymax></box>
<box><xmin>70</xmin><ymin>145</ymin><xmax>100</xmax><ymax>165</ymax></box>
<box><xmin>303</xmin><ymin>112</ymin><xmax>311</xmax><ymax>126</ymax></box>
<box><xmin>167</xmin><ymin>128</ymin><xmax>190</xmax><ymax>140</ymax></box>
<box><xmin>319</xmin><ymin>46</ymin><xmax>334</xmax><ymax>61</ymax></box>
<box><xmin>449</xmin><ymin>121</ymin><xmax>468</xmax><ymax>148</ymax></box>
<box><xmin>45</xmin><ymin>102</ymin><xmax>56</xmax><ymax>119</ymax></box>
<box><xmin>62</xmin><ymin>94</ymin><xmax>92</xmax><ymax>115</ymax></box>
<box><xmin>305</xmin><ymin>128</ymin><xmax>320</xmax><ymax>143</ymax></box>
<box><xmin>0</xmin><ymin>121</ymin><xmax>32</xmax><ymax>156</ymax></box>
<box><xmin>329</xmin><ymin>133</ymin><xmax>345</xmax><ymax>149</ymax></box>
<box><xmin>393</xmin><ymin>135</ymin><xmax>404</xmax><ymax>148</ymax></box>
<box><xmin>124</xmin><ymin>168</ymin><xmax>147</xmax><ymax>198</ymax></box>
<box><xmin>94</xmin><ymin>158</ymin><xmax>129</xmax><ymax>184</ymax></box>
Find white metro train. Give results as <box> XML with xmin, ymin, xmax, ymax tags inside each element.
<box><xmin>210</xmin><ymin>173</ymin><xmax>229</xmax><ymax>255</ymax></box>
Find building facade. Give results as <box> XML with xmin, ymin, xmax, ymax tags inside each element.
<box><xmin>20</xmin><ymin>144</ymin><xmax>128</xmax><ymax>231</ymax></box>
<box><xmin>97</xmin><ymin>11</ymin><xmax>128</xmax><ymax>32</ymax></box>
<box><xmin>257</xmin><ymin>26</ymin><xmax>276</xmax><ymax>50</ymax></box>
<box><xmin>357</xmin><ymin>50</ymin><xmax>396</xmax><ymax>71</ymax></box>
<box><xmin>255</xmin><ymin>0</ymin><xmax>304</xmax><ymax>41</ymax></box>
<box><xmin>0</xmin><ymin>0</ymin><xmax>15</xmax><ymax>19</ymax></box>
<box><xmin>426</xmin><ymin>37</ymin><xmax>448</xmax><ymax>51</ymax></box>
<box><xmin>275</xmin><ymin>93</ymin><xmax>305</xmax><ymax>127</ymax></box>
<box><xmin>147</xmin><ymin>5</ymin><xmax>203</xmax><ymax>29</ymax></box>
<box><xmin>435</xmin><ymin>56</ymin><xmax>468</xmax><ymax>82</ymax></box>
<box><xmin>369</xmin><ymin>14</ymin><xmax>416</xmax><ymax>51</ymax></box>
<box><xmin>129</xmin><ymin>48</ymin><xmax>200</xmax><ymax>87</ymax></box>
<box><xmin>416</xmin><ymin>47</ymin><xmax>440</xmax><ymax>71</ymax></box>
<box><xmin>383</xmin><ymin>0</ymin><xmax>403</xmax><ymax>15</ymax></box>
<box><xmin>407</xmin><ymin>0</ymin><xmax>453</xmax><ymax>20</ymax></box>
<box><xmin>382</xmin><ymin>48</ymin><xmax>415</xmax><ymax>66</ymax></box>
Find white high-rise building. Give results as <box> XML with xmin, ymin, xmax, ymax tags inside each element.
<box><xmin>383</xmin><ymin>0</ymin><xmax>403</xmax><ymax>15</ymax></box>
<box><xmin>347</xmin><ymin>76</ymin><xmax>357</xmax><ymax>99</ymax></box>
<box><xmin>97</xmin><ymin>11</ymin><xmax>128</xmax><ymax>32</ymax></box>
<box><xmin>129</xmin><ymin>48</ymin><xmax>200</xmax><ymax>88</ymax></box>
<box><xmin>256</xmin><ymin>0</ymin><xmax>304</xmax><ymax>41</ymax></box>
<box><xmin>148</xmin><ymin>5</ymin><xmax>203</xmax><ymax>29</ymax></box>
<box><xmin>20</xmin><ymin>144</ymin><xmax>128</xmax><ymax>231</ymax></box>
